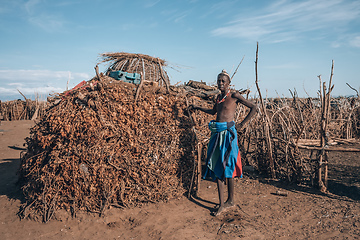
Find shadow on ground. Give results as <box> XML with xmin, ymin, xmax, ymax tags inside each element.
<box><xmin>0</xmin><ymin>158</ymin><xmax>25</xmax><ymax>203</ymax></box>
<box><xmin>249</xmin><ymin>163</ymin><xmax>360</xmax><ymax>201</ymax></box>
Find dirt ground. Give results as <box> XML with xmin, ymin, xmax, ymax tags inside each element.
<box><xmin>0</xmin><ymin>120</ymin><xmax>359</xmax><ymax>240</ymax></box>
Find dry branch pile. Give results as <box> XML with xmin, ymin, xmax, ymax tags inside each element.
<box><xmin>0</xmin><ymin>99</ymin><xmax>46</xmax><ymax>121</ymax></box>
<box><xmin>235</xmin><ymin>51</ymin><xmax>360</xmax><ymax>187</ymax></box>
<box><xmin>237</xmin><ymin>93</ymin><xmax>360</xmax><ymax>185</ymax></box>
<box><xmin>18</xmin><ymin>75</ymin><xmax>210</xmax><ymax>222</ymax></box>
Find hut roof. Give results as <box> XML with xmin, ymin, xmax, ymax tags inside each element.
<box><xmin>99</xmin><ymin>52</ymin><xmax>170</xmax><ymax>88</ymax></box>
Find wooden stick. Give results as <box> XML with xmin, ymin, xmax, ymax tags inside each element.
<box><xmin>254</xmin><ymin>42</ymin><xmax>275</xmax><ymax>178</ymax></box>
<box><xmin>17</xmin><ymin>89</ymin><xmax>28</xmax><ymax>101</ymax></box>
<box><xmin>185</xmin><ymin>95</ymin><xmax>198</xmax><ymax>198</ymax></box>
<box><xmin>323</xmin><ymin>60</ymin><xmax>334</xmax><ymax>187</ymax></box>
<box><xmin>273</xmin><ymin>137</ymin><xmax>360</xmax><ymax>152</ymax></box>
<box><xmin>324</xmin><ymin>151</ymin><xmax>329</xmax><ymax>187</ymax></box>
<box><xmin>230</xmin><ymin>55</ymin><xmax>245</xmax><ymax>81</ymax></box>
<box><xmin>318</xmin><ymin>82</ymin><xmax>326</xmax><ymax>190</ymax></box>
<box><xmin>346</xmin><ymin>82</ymin><xmax>359</xmax><ymax>98</ymax></box>
<box><xmin>134</xmin><ymin>73</ymin><xmax>145</xmax><ymax>104</ymax></box>
<box><xmin>196</xmin><ymin>142</ymin><xmax>202</xmax><ymax>197</ymax></box>
<box><xmin>157</xmin><ymin>58</ymin><xmax>170</xmax><ymax>92</ymax></box>
<box><xmin>94</xmin><ymin>65</ymin><xmax>102</xmax><ymax>81</ymax></box>
<box><xmin>31</xmin><ymin>105</ymin><xmax>40</xmax><ymax>120</ymax></box>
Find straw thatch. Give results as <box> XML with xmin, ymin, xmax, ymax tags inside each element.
<box><xmin>99</xmin><ymin>52</ymin><xmax>170</xmax><ymax>89</ymax></box>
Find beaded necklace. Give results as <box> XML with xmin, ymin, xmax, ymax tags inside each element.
<box><xmin>216</xmin><ymin>89</ymin><xmax>231</xmax><ymax>104</ymax></box>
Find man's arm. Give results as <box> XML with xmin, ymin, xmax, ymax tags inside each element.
<box><xmin>233</xmin><ymin>91</ymin><xmax>257</xmax><ymax>129</ymax></box>
<box><xmin>190</xmin><ymin>103</ymin><xmax>217</xmax><ymax>115</ymax></box>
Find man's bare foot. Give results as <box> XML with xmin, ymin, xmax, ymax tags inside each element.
<box><xmin>224</xmin><ymin>200</ymin><xmax>234</xmax><ymax>208</ymax></box>
<box><xmin>212</xmin><ymin>205</ymin><xmax>226</xmax><ymax>216</ymax></box>
<box><xmin>212</xmin><ymin>201</ymin><xmax>236</xmax><ymax>216</ymax></box>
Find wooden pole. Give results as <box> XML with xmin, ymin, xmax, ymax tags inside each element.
<box><xmin>318</xmin><ymin>82</ymin><xmax>326</xmax><ymax>191</ymax></box>
<box><xmin>157</xmin><ymin>58</ymin><xmax>170</xmax><ymax>93</ymax></box>
<box><xmin>94</xmin><ymin>65</ymin><xmax>102</xmax><ymax>81</ymax></box>
<box><xmin>230</xmin><ymin>55</ymin><xmax>245</xmax><ymax>81</ymax></box>
<box><xmin>323</xmin><ymin>60</ymin><xmax>334</xmax><ymax>188</ymax></box>
<box><xmin>324</xmin><ymin>151</ymin><xmax>329</xmax><ymax>188</ymax></box>
<box><xmin>185</xmin><ymin>95</ymin><xmax>199</xmax><ymax>198</ymax></box>
<box><xmin>196</xmin><ymin>142</ymin><xmax>202</xmax><ymax>197</ymax></box>
<box><xmin>134</xmin><ymin>73</ymin><xmax>144</xmax><ymax>104</ymax></box>
<box><xmin>254</xmin><ymin>42</ymin><xmax>275</xmax><ymax>178</ymax></box>
<box><xmin>317</xmin><ymin>60</ymin><xmax>334</xmax><ymax>191</ymax></box>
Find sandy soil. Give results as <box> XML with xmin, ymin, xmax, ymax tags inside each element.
<box><xmin>0</xmin><ymin>120</ymin><xmax>359</xmax><ymax>240</ymax></box>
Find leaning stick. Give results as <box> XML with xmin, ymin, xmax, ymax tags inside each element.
<box><xmin>273</xmin><ymin>137</ymin><xmax>360</xmax><ymax>152</ymax></box>
<box><xmin>346</xmin><ymin>82</ymin><xmax>359</xmax><ymax>98</ymax></box>
<box><xmin>157</xmin><ymin>58</ymin><xmax>170</xmax><ymax>92</ymax></box>
<box><xmin>134</xmin><ymin>73</ymin><xmax>144</xmax><ymax>104</ymax></box>
<box><xmin>17</xmin><ymin>89</ymin><xmax>28</xmax><ymax>101</ymax></box>
<box><xmin>323</xmin><ymin>60</ymin><xmax>334</xmax><ymax>188</ymax></box>
<box><xmin>185</xmin><ymin>95</ymin><xmax>199</xmax><ymax>198</ymax></box>
<box><xmin>231</xmin><ymin>55</ymin><xmax>245</xmax><ymax>81</ymax></box>
<box><xmin>94</xmin><ymin>65</ymin><xmax>102</xmax><ymax>81</ymax></box>
<box><xmin>196</xmin><ymin>142</ymin><xmax>202</xmax><ymax>197</ymax></box>
<box><xmin>254</xmin><ymin>42</ymin><xmax>275</xmax><ymax>177</ymax></box>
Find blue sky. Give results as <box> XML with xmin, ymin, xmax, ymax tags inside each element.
<box><xmin>1</xmin><ymin>0</ymin><xmax>359</xmax><ymax>101</ymax></box>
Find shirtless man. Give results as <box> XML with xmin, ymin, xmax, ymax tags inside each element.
<box><xmin>190</xmin><ymin>70</ymin><xmax>257</xmax><ymax>216</ymax></box>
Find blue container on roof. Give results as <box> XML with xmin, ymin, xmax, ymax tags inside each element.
<box><xmin>109</xmin><ymin>71</ymin><xmax>141</xmax><ymax>84</ymax></box>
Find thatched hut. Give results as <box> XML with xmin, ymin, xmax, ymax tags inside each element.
<box><xmin>99</xmin><ymin>52</ymin><xmax>170</xmax><ymax>91</ymax></box>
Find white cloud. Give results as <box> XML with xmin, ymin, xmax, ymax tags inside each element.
<box><xmin>0</xmin><ymin>69</ymin><xmax>89</xmax><ymax>82</ymax></box>
<box><xmin>24</xmin><ymin>0</ymin><xmax>42</xmax><ymax>15</ymax></box>
<box><xmin>0</xmin><ymin>87</ymin><xmax>19</xmax><ymax>96</ymax></box>
<box><xmin>174</xmin><ymin>12</ymin><xmax>188</xmax><ymax>23</ymax></box>
<box><xmin>200</xmin><ymin>1</ymin><xmax>238</xmax><ymax>20</ymax></box>
<box><xmin>350</xmin><ymin>36</ymin><xmax>360</xmax><ymax>47</ymax></box>
<box><xmin>0</xmin><ymin>85</ymin><xmax>64</xmax><ymax>101</ymax></box>
<box><xmin>143</xmin><ymin>0</ymin><xmax>161</xmax><ymax>8</ymax></box>
<box><xmin>8</xmin><ymin>82</ymin><xmax>24</xmax><ymax>87</ymax></box>
<box><xmin>0</xmin><ymin>86</ymin><xmax>63</xmax><ymax>96</ymax></box>
<box><xmin>161</xmin><ymin>9</ymin><xmax>191</xmax><ymax>24</ymax></box>
<box><xmin>212</xmin><ymin>0</ymin><xmax>360</xmax><ymax>44</ymax></box>
<box><xmin>0</xmin><ymin>69</ymin><xmax>91</xmax><ymax>100</ymax></box>
<box><xmin>28</xmin><ymin>14</ymin><xmax>65</xmax><ymax>31</ymax></box>
<box><xmin>22</xmin><ymin>0</ymin><xmax>66</xmax><ymax>32</ymax></box>
<box><xmin>331</xmin><ymin>41</ymin><xmax>342</xmax><ymax>48</ymax></box>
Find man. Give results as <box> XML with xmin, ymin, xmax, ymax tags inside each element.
<box><xmin>190</xmin><ymin>70</ymin><xmax>257</xmax><ymax>216</ymax></box>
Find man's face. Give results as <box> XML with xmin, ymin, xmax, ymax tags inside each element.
<box><xmin>217</xmin><ymin>75</ymin><xmax>230</xmax><ymax>92</ymax></box>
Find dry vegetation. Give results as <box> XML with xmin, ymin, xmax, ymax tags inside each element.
<box><xmin>1</xmin><ymin>52</ymin><xmax>359</xmax><ymax>223</ymax></box>
<box><xmin>0</xmin><ymin>98</ymin><xmax>47</xmax><ymax>121</ymax></box>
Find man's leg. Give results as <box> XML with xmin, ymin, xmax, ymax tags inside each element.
<box><xmin>214</xmin><ymin>178</ymin><xmax>225</xmax><ymax>216</ymax></box>
<box><xmin>224</xmin><ymin>178</ymin><xmax>235</xmax><ymax>207</ymax></box>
